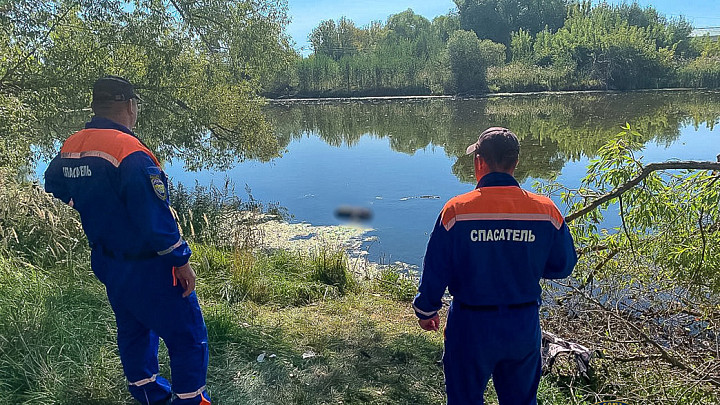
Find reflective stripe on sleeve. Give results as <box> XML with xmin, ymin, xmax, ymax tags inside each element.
<box><xmin>157</xmin><ymin>237</ymin><xmax>184</xmax><ymax>256</ymax></box>
<box><xmin>128</xmin><ymin>374</ymin><xmax>157</xmax><ymax>387</ymax></box>
<box><xmin>412</xmin><ymin>303</ymin><xmax>438</xmax><ymax>318</ymax></box>
<box><xmin>176</xmin><ymin>385</ymin><xmax>206</xmax><ymax>400</ymax></box>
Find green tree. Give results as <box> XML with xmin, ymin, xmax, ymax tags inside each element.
<box><xmin>291</xmin><ymin>1</ymin><xmax>704</xmax><ymax>96</ymax></box>
<box><xmin>354</xmin><ymin>21</ymin><xmax>387</xmax><ymax>52</ymax></box>
<box><xmin>0</xmin><ymin>0</ymin><xmax>293</xmax><ymax>170</ymax></box>
<box><xmin>431</xmin><ymin>13</ymin><xmax>461</xmax><ymax>43</ymax></box>
<box><xmin>387</xmin><ymin>9</ymin><xmax>432</xmax><ymax>41</ymax></box>
<box><xmin>309</xmin><ymin>17</ymin><xmax>360</xmax><ymax>60</ymax></box>
<box><xmin>454</xmin><ymin>0</ymin><xmax>566</xmax><ymax>46</ymax></box>
<box><xmin>447</xmin><ymin>30</ymin><xmax>489</xmax><ymax>93</ymax></box>
<box><xmin>478</xmin><ymin>39</ymin><xmax>506</xmax><ymax>67</ymax></box>
<box><xmin>454</xmin><ymin>0</ymin><xmax>509</xmax><ymax>45</ymax></box>
<box><xmin>537</xmin><ymin>2</ymin><xmax>679</xmax><ymax>89</ymax></box>
<box><xmin>511</xmin><ymin>29</ymin><xmax>534</xmax><ymax>62</ymax></box>
<box><xmin>310</xmin><ymin>19</ymin><xmax>340</xmax><ymax>58</ymax></box>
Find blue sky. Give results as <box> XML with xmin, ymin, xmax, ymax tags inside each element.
<box><xmin>286</xmin><ymin>0</ymin><xmax>720</xmax><ymax>54</ymax></box>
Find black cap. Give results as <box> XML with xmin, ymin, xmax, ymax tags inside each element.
<box><xmin>465</xmin><ymin>126</ymin><xmax>520</xmax><ymax>163</ymax></box>
<box><xmin>92</xmin><ymin>75</ymin><xmax>141</xmax><ymax>103</ymax></box>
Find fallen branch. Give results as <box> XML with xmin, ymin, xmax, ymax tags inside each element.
<box><xmin>606</xmin><ymin>354</ymin><xmax>664</xmax><ymax>363</ymax></box>
<box><xmin>571</xmin><ymin>286</ymin><xmax>720</xmax><ymax>388</ymax></box>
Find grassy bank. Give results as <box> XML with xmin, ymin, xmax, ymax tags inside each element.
<box><xmin>0</xmin><ymin>174</ymin><xmax>562</xmax><ymax>404</ymax></box>
<box><xmin>0</xmin><ymin>239</ymin><xmax>579</xmax><ymax>404</ymax></box>
<box><xmin>1</xmin><ymin>168</ymin><xmax>718</xmax><ymax>404</ymax></box>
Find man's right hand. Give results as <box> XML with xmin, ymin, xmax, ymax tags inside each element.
<box><xmin>418</xmin><ymin>314</ymin><xmax>441</xmax><ymax>331</ymax></box>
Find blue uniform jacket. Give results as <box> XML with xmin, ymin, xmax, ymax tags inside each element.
<box><xmin>413</xmin><ymin>172</ymin><xmax>577</xmax><ymax>320</ymax></box>
<box><xmin>44</xmin><ymin>117</ymin><xmax>191</xmax><ymax>267</ymax></box>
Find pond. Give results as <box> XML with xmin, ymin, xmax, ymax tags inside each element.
<box><xmin>162</xmin><ymin>91</ymin><xmax>720</xmax><ymax>267</ymax></box>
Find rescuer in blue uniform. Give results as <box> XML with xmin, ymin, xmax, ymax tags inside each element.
<box><xmin>44</xmin><ymin>76</ymin><xmax>211</xmax><ymax>405</ymax></box>
<box><xmin>413</xmin><ymin>127</ymin><xmax>577</xmax><ymax>405</ymax></box>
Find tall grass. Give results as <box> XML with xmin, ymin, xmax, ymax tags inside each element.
<box><xmin>487</xmin><ymin>62</ymin><xmax>599</xmax><ymax>92</ymax></box>
<box><xmin>171</xmin><ymin>181</ymin><xmax>356</xmax><ymax>306</ymax></box>
<box><xmin>0</xmin><ymin>259</ymin><xmax>126</xmax><ymax>403</ymax></box>
<box><xmin>170</xmin><ymin>182</ymin><xmax>288</xmax><ymax>246</ymax></box>
<box><xmin>194</xmin><ymin>244</ymin><xmax>356</xmax><ymax>306</ymax></box>
<box><xmin>0</xmin><ymin>168</ymin><xmax>87</xmax><ymax>268</ymax></box>
<box><xmin>0</xmin><ymin>168</ymin><xmax>126</xmax><ymax>402</ymax></box>
<box><xmin>372</xmin><ymin>267</ymin><xmax>417</xmax><ymax>302</ymax></box>
<box><xmin>677</xmin><ymin>57</ymin><xmax>720</xmax><ymax>88</ymax></box>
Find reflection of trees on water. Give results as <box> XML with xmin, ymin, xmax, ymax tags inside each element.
<box><xmin>38</xmin><ymin>104</ymin><xmax>278</xmax><ymax>171</ymax></box>
<box><xmin>266</xmin><ymin>91</ymin><xmax>720</xmax><ymax>183</ymax></box>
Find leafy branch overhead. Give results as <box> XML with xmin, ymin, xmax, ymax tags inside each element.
<box><xmin>566</xmin><ymin>160</ymin><xmax>720</xmax><ymax>223</ymax></box>
<box><xmin>548</xmin><ymin>124</ymin><xmax>720</xmax><ymax>292</ymax></box>
<box><xmin>533</xmin><ymin>126</ymin><xmax>720</xmax><ymax>399</ymax></box>
<box><xmin>0</xmin><ymin>0</ymin><xmax>295</xmax><ymax>169</ymax></box>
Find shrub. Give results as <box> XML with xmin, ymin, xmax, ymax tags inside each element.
<box><xmin>487</xmin><ymin>62</ymin><xmax>580</xmax><ymax>92</ymax></box>
<box><xmin>373</xmin><ymin>267</ymin><xmax>417</xmax><ymax>302</ymax></box>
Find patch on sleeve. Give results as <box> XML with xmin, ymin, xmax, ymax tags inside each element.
<box><xmin>149</xmin><ymin>174</ymin><xmax>167</xmax><ymax>201</ymax></box>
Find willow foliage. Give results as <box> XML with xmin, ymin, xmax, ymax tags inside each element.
<box><xmin>0</xmin><ymin>0</ymin><xmax>294</xmax><ymax>171</ymax></box>
<box><xmin>555</xmin><ymin>125</ymin><xmax>720</xmax><ymax>292</ymax></box>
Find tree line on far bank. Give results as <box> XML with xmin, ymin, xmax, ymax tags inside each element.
<box><xmin>264</xmin><ymin>0</ymin><xmax>720</xmax><ymax>97</ymax></box>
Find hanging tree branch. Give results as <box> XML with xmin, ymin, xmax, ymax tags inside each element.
<box><xmin>0</xmin><ymin>5</ymin><xmax>76</xmax><ymax>88</ymax></box>
<box><xmin>566</xmin><ymin>161</ymin><xmax>720</xmax><ymax>223</ymax></box>
<box><xmin>168</xmin><ymin>0</ymin><xmax>221</xmax><ymax>54</ymax></box>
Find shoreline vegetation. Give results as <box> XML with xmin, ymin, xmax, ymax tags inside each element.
<box><xmin>264</xmin><ymin>2</ymin><xmax>720</xmax><ymax>100</ymax></box>
<box><xmin>268</xmin><ymin>87</ymin><xmax>718</xmax><ymax>102</ymax></box>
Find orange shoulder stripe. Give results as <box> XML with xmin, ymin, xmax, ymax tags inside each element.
<box><xmin>441</xmin><ymin>187</ymin><xmax>564</xmax><ymax>231</ymax></box>
<box><xmin>60</xmin><ymin>128</ymin><xmax>160</xmax><ymax>167</ymax></box>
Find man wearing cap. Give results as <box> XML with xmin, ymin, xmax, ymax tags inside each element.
<box><xmin>413</xmin><ymin>127</ymin><xmax>577</xmax><ymax>404</ymax></box>
<box><xmin>44</xmin><ymin>76</ymin><xmax>211</xmax><ymax>405</ymax></box>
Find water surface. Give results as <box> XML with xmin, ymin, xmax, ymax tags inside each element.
<box><xmin>164</xmin><ymin>91</ymin><xmax>720</xmax><ymax>266</ymax></box>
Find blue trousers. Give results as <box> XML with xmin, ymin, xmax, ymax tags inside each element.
<box><xmin>443</xmin><ymin>302</ymin><xmax>541</xmax><ymax>405</ymax></box>
<box><xmin>92</xmin><ymin>250</ymin><xmax>210</xmax><ymax>404</ymax></box>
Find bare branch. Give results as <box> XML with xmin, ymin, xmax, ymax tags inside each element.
<box><xmin>572</xmin><ymin>286</ymin><xmax>720</xmax><ymax>388</ymax></box>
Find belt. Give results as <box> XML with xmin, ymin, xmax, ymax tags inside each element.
<box><xmin>457</xmin><ymin>300</ymin><xmax>539</xmax><ymax>311</ymax></box>
<box><xmin>96</xmin><ymin>244</ymin><xmax>158</xmax><ymax>261</ymax></box>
